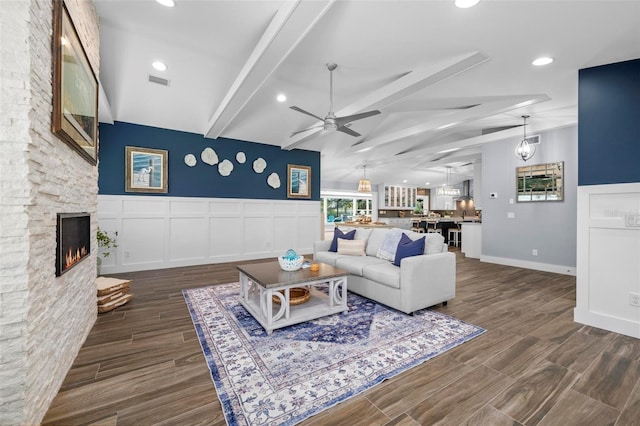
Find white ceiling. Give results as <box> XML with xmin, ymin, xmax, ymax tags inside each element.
<box><xmin>95</xmin><ymin>0</ymin><xmax>640</xmax><ymax>189</ymax></box>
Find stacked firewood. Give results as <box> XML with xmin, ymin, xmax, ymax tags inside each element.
<box><xmin>96</xmin><ymin>277</ymin><xmax>133</xmax><ymax>313</ymax></box>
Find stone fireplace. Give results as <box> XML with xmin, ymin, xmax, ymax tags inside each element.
<box><xmin>56</xmin><ymin>213</ymin><xmax>91</xmax><ymax>276</ymax></box>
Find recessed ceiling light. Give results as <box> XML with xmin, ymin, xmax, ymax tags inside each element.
<box><xmin>156</xmin><ymin>0</ymin><xmax>175</xmax><ymax>7</ymax></box>
<box><xmin>402</xmin><ymin>179</ymin><xmax>408</xmax><ymax>183</ymax></box>
<box><xmin>276</xmin><ymin>94</ymin><xmax>287</xmax><ymax>103</ymax></box>
<box><xmin>152</xmin><ymin>61</ymin><xmax>167</xmax><ymax>71</ymax></box>
<box><xmin>425</xmin><ymin>182</ymin><xmax>430</xmax><ymax>185</ymax></box>
<box><xmin>532</xmin><ymin>57</ymin><xmax>554</xmax><ymax>66</ymax></box>
<box><xmin>455</xmin><ymin>0</ymin><xmax>479</xmax><ymax>8</ymax></box>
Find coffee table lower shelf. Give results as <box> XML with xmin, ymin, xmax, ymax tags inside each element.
<box><xmin>238</xmin><ymin>274</ymin><xmax>348</xmax><ymax>335</ymax></box>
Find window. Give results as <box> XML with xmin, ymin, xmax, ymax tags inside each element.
<box><xmin>321</xmin><ymin>190</ymin><xmax>372</xmax><ymax>224</ymax></box>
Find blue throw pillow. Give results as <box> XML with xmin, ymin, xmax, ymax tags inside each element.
<box><xmin>393</xmin><ymin>233</ymin><xmax>425</xmax><ymax>266</ymax></box>
<box><xmin>329</xmin><ymin>228</ymin><xmax>356</xmax><ymax>252</ymax></box>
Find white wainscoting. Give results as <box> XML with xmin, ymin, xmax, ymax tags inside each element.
<box><xmin>97</xmin><ymin>195</ymin><xmax>321</xmax><ymax>274</ymax></box>
<box><xmin>574</xmin><ymin>182</ymin><xmax>640</xmax><ymax>338</ymax></box>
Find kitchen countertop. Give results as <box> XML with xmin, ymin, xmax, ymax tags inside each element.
<box><xmin>338</xmin><ymin>222</ymin><xmax>395</xmax><ymax>228</ymax></box>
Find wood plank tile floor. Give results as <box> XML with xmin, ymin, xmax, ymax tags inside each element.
<box><xmin>43</xmin><ymin>251</ymin><xmax>640</xmax><ymax>425</ymax></box>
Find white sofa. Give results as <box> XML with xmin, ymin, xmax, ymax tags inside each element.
<box><xmin>313</xmin><ymin>227</ymin><xmax>456</xmax><ymax>314</ymax></box>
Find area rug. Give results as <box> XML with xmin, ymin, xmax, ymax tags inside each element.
<box><xmin>183</xmin><ymin>282</ymin><xmax>485</xmax><ymax>426</ymax></box>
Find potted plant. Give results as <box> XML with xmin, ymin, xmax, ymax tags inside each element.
<box><xmin>96</xmin><ymin>228</ymin><xmax>118</xmax><ymax>276</ymax></box>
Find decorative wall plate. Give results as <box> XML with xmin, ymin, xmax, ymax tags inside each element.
<box><xmin>253</xmin><ymin>157</ymin><xmax>266</xmax><ymax>173</ymax></box>
<box><xmin>218</xmin><ymin>159</ymin><xmax>234</xmax><ymax>176</ymax></box>
<box><xmin>201</xmin><ymin>147</ymin><xmax>219</xmax><ymax>165</ymax></box>
<box><xmin>267</xmin><ymin>172</ymin><xmax>281</xmax><ymax>189</ymax></box>
<box><xmin>184</xmin><ymin>153</ymin><xmax>197</xmax><ymax>167</ymax></box>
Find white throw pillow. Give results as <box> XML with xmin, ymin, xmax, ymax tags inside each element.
<box><xmin>337</xmin><ymin>239</ymin><xmax>366</xmax><ymax>256</ymax></box>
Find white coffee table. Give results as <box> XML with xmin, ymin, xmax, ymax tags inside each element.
<box><xmin>237</xmin><ymin>261</ymin><xmax>349</xmax><ymax>335</ymax></box>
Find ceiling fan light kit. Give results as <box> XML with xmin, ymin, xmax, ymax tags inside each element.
<box><xmin>515</xmin><ymin>115</ymin><xmax>536</xmax><ymax>162</ymax></box>
<box><xmin>289</xmin><ymin>63</ymin><xmax>381</xmax><ymax>138</ymax></box>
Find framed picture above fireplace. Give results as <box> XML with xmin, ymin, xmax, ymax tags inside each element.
<box><xmin>51</xmin><ymin>1</ymin><xmax>98</xmax><ymax>164</ymax></box>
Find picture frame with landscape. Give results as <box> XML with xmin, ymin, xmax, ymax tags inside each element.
<box><xmin>51</xmin><ymin>0</ymin><xmax>98</xmax><ymax>164</ymax></box>
<box><xmin>125</xmin><ymin>146</ymin><xmax>168</xmax><ymax>193</ymax></box>
<box><xmin>287</xmin><ymin>164</ymin><xmax>311</xmax><ymax>199</ymax></box>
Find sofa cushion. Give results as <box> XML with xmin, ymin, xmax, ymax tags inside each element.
<box><xmin>393</xmin><ymin>234</ymin><xmax>425</xmax><ymax>266</ymax></box>
<box><xmin>315</xmin><ymin>251</ymin><xmax>344</xmax><ymax>266</ymax></box>
<box><xmin>336</xmin><ymin>256</ymin><xmax>388</xmax><ymax>277</ymax></box>
<box><xmin>329</xmin><ymin>228</ymin><xmax>356</xmax><ymax>252</ymax></box>
<box><xmin>337</xmin><ymin>239</ymin><xmax>366</xmax><ymax>256</ymax></box>
<box><xmin>366</xmin><ymin>228</ymin><xmax>389</xmax><ymax>257</ymax></box>
<box><xmin>362</xmin><ymin>262</ymin><xmax>401</xmax><ymax>289</ymax></box>
<box><xmin>376</xmin><ymin>228</ymin><xmax>405</xmax><ymax>261</ymax></box>
<box><xmin>354</xmin><ymin>227</ymin><xmax>372</xmax><ymax>242</ymax></box>
<box><xmin>405</xmin><ymin>230</ymin><xmax>445</xmax><ymax>255</ymax></box>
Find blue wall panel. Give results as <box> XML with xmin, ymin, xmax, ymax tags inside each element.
<box><xmin>578</xmin><ymin>58</ymin><xmax>640</xmax><ymax>186</ymax></box>
<box><xmin>98</xmin><ymin>122</ymin><xmax>321</xmax><ymax>200</ymax></box>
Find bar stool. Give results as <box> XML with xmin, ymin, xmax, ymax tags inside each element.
<box><xmin>427</xmin><ymin>220</ymin><xmax>442</xmax><ymax>235</ymax></box>
<box><xmin>448</xmin><ymin>224</ymin><xmax>461</xmax><ymax>247</ymax></box>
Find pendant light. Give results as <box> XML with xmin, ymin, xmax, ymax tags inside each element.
<box><xmin>436</xmin><ymin>167</ymin><xmax>460</xmax><ymax>196</ymax></box>
<box><xmin>357</xmin><ymin>165</ymin><xmax>372</xmax><ymax>193</ymax></box>
<box><xmin>515</xmin><ymin>115</ymin><xmax>536</xmax><ymax>161</ymax></box>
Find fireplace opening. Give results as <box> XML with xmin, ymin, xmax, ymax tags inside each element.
<box><xmin>56</xmin><ymin>213</ymin><xmax>91</xmax><ymax>276</ymax></box>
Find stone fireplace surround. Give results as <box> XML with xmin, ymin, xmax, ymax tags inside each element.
<box><xmin>0</xmin><ymin>0</ymin><xmax>100</xmax><ymax>424</ymax></box>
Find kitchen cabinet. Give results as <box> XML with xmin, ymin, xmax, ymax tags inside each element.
<box><xmin>380</xmin><ymin>184</ymin><xmax>417</xmax><ymax>210</ymax></box>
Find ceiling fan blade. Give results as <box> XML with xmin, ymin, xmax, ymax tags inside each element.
<box><xmin>290</xmin><ymin>125</ymin><xmax>324</xmax><ymax>137</ymax></box>
<box><xmin>337</xmin><ymin>126</ymin><xmax>361</xmax><ymax>137</ymax></box>
<box><xmin>335</xmin><ymin>110</ymin><xmax>381</xmax><ymax>128</ymax></box>
<box><xmin>290</xmin><ymin>106</ymin><xmax>325</xmax><ymax>122</ymax></box>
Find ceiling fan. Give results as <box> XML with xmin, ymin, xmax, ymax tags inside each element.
<box><xmin>290</xmin><ymin>63</ymin><xmax>381</xmax><ymax>138</ymax></box>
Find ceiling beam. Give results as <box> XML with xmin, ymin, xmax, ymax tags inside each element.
<box><xmin>98</xmin><ymin>82</ymin><xmax>114</xmax><ymax>124</ymax></box>
<box><xmin>344</xmin><ymin>94</ymin><xmax>551</xmax><ymax>155</ymax></box>
<box><xmin>281</xmin><ymin>51</ymin><xmax>489</xmax><ymax>150</ymax></box>
<box><xmin>402</xmin><ymin>116</ymin><xmax>577</xmax><ymax>167</ymax></box>
<box><xmin>204</xmin><ymin>0</ymin><xmax>335</xmax><ymax>139</ymax></box>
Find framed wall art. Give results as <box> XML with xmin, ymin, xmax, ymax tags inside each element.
<box><xmin>287</xmin><ymin>164</ymin><xmax>311</xmax><ymax>199</ymax></box>
<box><xmin>52</xmin><ymin>0</ymin><xmax>99</xmax><ymax>164</ymax></box>
<box><xmin>516</xmin><ymin>161</ymin><xmax>564</xmax><ymax>202</ymax></box>
<box><xmin>125</xmin><ymin>146</ymin><xmax>168</xmax><ymax>193</ymax></box>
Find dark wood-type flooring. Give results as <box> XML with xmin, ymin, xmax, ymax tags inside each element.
<box><xmin>43</xmin><ymin>250</ymin><xmax>640</xmax><ymax>425</ymax></box>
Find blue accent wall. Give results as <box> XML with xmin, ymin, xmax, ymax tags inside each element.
<box><xmin>578</xmin><ymin>58</ymin><xmax>640</xmax><ymax>186</ymax></box>
<box><xmin>98</xmin><ymin>121</ymin><xmax>321</xmax><ymax>200</ymax></box>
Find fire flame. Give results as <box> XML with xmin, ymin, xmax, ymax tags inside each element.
<box><xmin>65</xmin><ymin>246</ymin><xmax>88</xmax><ymax>269</ymax></box>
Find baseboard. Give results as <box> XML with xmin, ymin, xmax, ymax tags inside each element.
<box><xmin>480</xmin><ymin>255</ymin><xmax>576</xmax><ymax>276</ymax></box>
<box><xmin>574</xmin><ymin>308</ymin><xmax>640</xmax><ymax>339</ymax></box>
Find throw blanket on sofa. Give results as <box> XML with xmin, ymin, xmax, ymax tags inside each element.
<box><xmin>376</xmin><ymin>228</ymin><xmax>405</xmax><ymax>261</ymax></box>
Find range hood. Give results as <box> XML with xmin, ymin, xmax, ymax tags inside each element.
<box><xmin>457</xmin><ymin>180</ymin><xmax>473</xmax><ymax>200</ymax></box>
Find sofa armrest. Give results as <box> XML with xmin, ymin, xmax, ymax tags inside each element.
<box><xmin>399</xmin><ymin>251</ymin><xmax>456</xmax><ymax>311</ymax></box>
<box><xmin>313</xmin><ymin>240</ymin><xmax>332</xmax><ymax>258</ymax></box>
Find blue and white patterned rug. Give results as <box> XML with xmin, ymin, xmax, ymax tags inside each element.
<box><xmin>183</xmin><ymin>282</ymin><xmax>485</xmax><ymax>426</ymax></box>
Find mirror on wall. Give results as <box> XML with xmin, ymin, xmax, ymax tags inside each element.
<box><xmin>516</xmin><ymin>161</ymin><xmax>564</xmax><ymax>202</ymax></box>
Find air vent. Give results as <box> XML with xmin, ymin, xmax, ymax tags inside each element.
<box><xmin>525</xmin><ymin>134</ymin><xmax>541</xmax><ymax>145</ymax></box>
<box><xmin>148</xmin><ymin>74</ymin><xmax>170</xmax><ymax>86</ymax></box>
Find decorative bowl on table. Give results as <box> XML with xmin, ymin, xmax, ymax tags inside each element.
<box><xmin>278</xmin><ymin>255</ymin><xmax>304</xmax><ymax>271</ymax></box>
<box><xmin>278</xmin><ymin>249</ymin><xmax>304</xmax><ymax>271</ymax></box>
